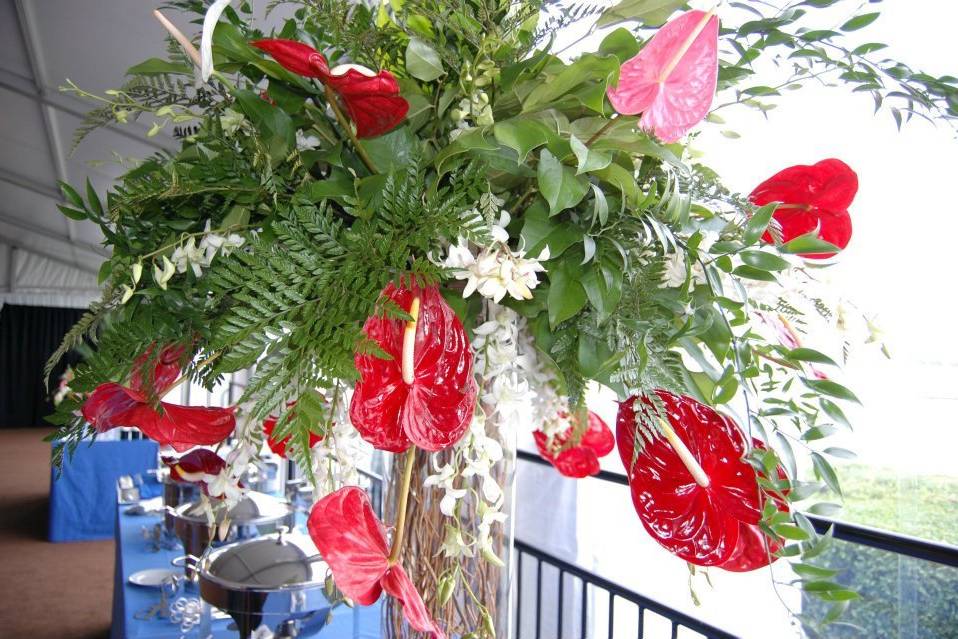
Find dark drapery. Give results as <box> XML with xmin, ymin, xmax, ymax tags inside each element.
<box><xmin>0</xmin><ymin>304</ymin><xmax>84</xmax><ymax>428</ymax></box>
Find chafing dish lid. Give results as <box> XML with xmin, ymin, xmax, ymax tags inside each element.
<box><xmin>203</xmin><ymin>532</ymin><xmax>326</xmax><ymax>589</ymax></box>
<box><xmin>176</xmin><ymin>491</ymin><xmax>292</xmax><ymax>524</ymax></box>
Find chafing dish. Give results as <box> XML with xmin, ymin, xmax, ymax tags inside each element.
<box><xmin>170</xmin><ymin>491</ymin><xmax>296</xmax><ymax>579</ymax></box>
<box><xmin>197</xmin><ymin>530</ymin><xmax>337</xmax><ymax>638</ymax></box>
<box><xmin>162</xmin><ymin>477</ymin><xmax>199</xmax><ymax>533</ymax></box>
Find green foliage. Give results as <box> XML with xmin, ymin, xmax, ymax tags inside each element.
<box><xmin>206</xmin><ymin>164</ymin><xmax>489</xmax><ymax>428</ymax></box>
<box><xmin>47</xmin><ymin>0</ymin><xmax>958</xmax><ymax>630</ymax></box>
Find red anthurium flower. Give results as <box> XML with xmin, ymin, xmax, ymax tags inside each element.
<box><xmin>607</xmin><ymin>10</ymin><xmax>719</xmax><ymax>142</ymax></box>
<box><xmin>720</xmin><ymin>439</ymin><xmax>789</xmax><ymax>572</ymax></box>
<box><xmin>251</xmin><ymin>39</ymin><xmax>409</xmax><ymax>138</ymax></box>
<box><xmin>262</xmin><ymin>402</ymin><xmax>324</xmax><ymax>458</ymax></box>
<box><xmin>533</xmin><ymin>411</ymin><xmax>615</xmax><ymax>478</ymax></box>
<box><xmin>616</xmin><ymin>390</ymin><xmax>761</xmax><ymax>566</ymax></box>
<box><xmin>129</xmin><ymin>343</ymin><xmax>186</xmax><ymax>395</ymax></box>
<box><xmin>748</xmin><ymin>158</ymin><xmax>858</xmax><ymax>259</ymax></box>
<box><xmin>350</xmin><ymin>280</ymin><xmax>477</xmax><ymax>453</ymax></box>
<box><xmin>82</xmin><ymin>383</ymin><xmax>236</xmax><ymax>452</ymax></box>
<box><xmin>162</xmin><ymin>448</ymin><xmax>227</xmax><ymax>493</ymax></box>
<box><xmin>81</xmin><ymin>346</ymin><xmax>235</xmax><ymax>452</ymax></box>
<box><xmin>308</xmin><ymin>487</ymin><xmax>445</xmax><ymax>639</ymax></box>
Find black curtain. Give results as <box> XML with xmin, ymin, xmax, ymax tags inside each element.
<box><xmin>0</xmin><ymin>304</ymin><xmax>84</xmax><ymax>428</ymax></box>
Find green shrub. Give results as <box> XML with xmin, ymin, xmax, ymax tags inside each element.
<box><xmin>803</xmin><ymin>465</ymin><xmax>958</xmax><ymax>637</ymax></box>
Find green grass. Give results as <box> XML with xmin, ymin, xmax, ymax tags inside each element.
<box><xmin>831</xmin><ymin>463</ymin><xmax>958</xmax><ymax>545</ymax></box>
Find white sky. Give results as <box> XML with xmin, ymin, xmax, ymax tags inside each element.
<box><xmin>695</xmin><ymin>1</ymin><xmax>958</xmax><ymax>477</ymax></box>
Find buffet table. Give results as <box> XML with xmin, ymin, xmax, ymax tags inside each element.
<box><xmin>111</xmin><ymin>489</ymin><xmax>382</xmax><ymax>638</ymax></box>
<box><xmin>49</xmin><ymin>438</ymin><xmax>159</xmax><ymax>542</ymax></box>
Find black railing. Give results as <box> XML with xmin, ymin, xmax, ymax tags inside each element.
<box><xmin>514</xmin><ymin>539</ymin><xmax>737</xmax><ymax>639</ymax></box>
<box><xmin>516</xmin><ymin>449</ymin><xmax>958</xmax><ymax>570</ymax></box>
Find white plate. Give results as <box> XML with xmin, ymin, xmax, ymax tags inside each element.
<box><xmin>128</xmin><ymin>568</ymin><xmax>177</xmax><ymax>588</ymax></box>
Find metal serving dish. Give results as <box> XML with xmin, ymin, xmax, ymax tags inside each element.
<box><xmin>198</xmin><ymin>531</ymin><xmax>335</xmax><ymax>638</ymax></box>
<box><xmin>162</xmin><ymin>477</ymin><xmax>199</xmax><ymax>533</ymax></box>
<box><xmin>170</xmin><ymin>491</ymin><xmax>296</xmax><ymax>578</ymax></box>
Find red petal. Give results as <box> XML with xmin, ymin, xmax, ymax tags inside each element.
<box><xmin>381</xmin><ymin>565</ymin><xmax>446</xmax><ymax>639</ymax></box>
<box><xmin>750</xmin><ymin>159</ymin><xmax>858</xmax><ymax>213</ymax></box>
<box><xmin>81</xmin><ymin>383</ymin><xmax>143</xmax><ymax>433</ymax></box>
<box><xmin>749</xmin><ymin>159</ymin><xmax>857</xmax><ymax>259</ymax></box>
<box><xmin>262</xmin><ymin>401</ymin><xmax>324</xmax><ymax>458</ymax></box>
<box><xmin>351</xmin><ymin>282</ymin><xmax>476</xmax><ymax>453</ymax></box>
<box><xmin>765</xmin><ymin>208</ymin><xmax>852</xmax><ymax>259</ymax></box>
<box><xmin>533</xmin><ymin>411</ymin><xmax>615</xmax><ymax>478</ymax></box>
<box><xmin>607</xmin><ymin>10</ymin><xmax>719</xmax><ymax>142</ymax></box>
<box><xmin>581</xmin><ymin>411</ymin><xmax>616</xmax><ymax>456</ymax></box>
<box><xmin>130</xmin><ymin>343</ymin><xmax>186</xmax><ymax>395</ymax></box>
<box><xmin>720</xmin><ymin>439</ymin><xmax>789</xmax><ymax>572</ymax></box>
<box><xmin>324</xmin><ymin>68</ymin><xmax>409</xmax><ymax>138</ymax></box>
<box><xmin>616</xmin><ymin>391</ymin><xmax>760</xmax><ymax>566</ymax></box>
<box><xmin>307</xmin><ymin>487</ymin><xmax>390</xmax><ymax>605</ymax></box>
<box><xmin>163</xmin><ymin>448</ymin><xmax>226</xmax><ymax>482</ymax></box>
<box><xmin>545</xmin><ymin>443</ymin><xmax>601</xmax><ymax>478</ymax></box>
<box><xmin>82</xmin><ymin>383</ymin><xmax>234</xmax><ymax>451</ymax></box>
<box><xmin>132</xmin><ymin>402</ymin><xmax>236</xmax><ymax>453</ymax></box>
<box><xmin>720</xmin><ymin>521</ymin><xmax>783</xmax><ymax>572</ymax></box>
<box><xmin>251</xmin><ymin>39</ymin><xmax>329</xmax><ymax>78</ymax></box>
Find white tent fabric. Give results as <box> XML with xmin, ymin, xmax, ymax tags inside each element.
<box><xmin>0</xmin><ymin>0</ymin><xmax>188</xmax><ymax>308</ymax></box>
<box><xmin>0</xmin><ymin>242</ymin><xmax>99</xmax><ymax>308</ymax></box>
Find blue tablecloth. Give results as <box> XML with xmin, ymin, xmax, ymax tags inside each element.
<box><xmin>49</xmin><ymin>439</ymin><xmax>159</xmax><ymax>542</ymax></box>
<box><xmin>111</xmin><ymin>489</ymin><xmax>382</xmax><ymax>639</ymax></box>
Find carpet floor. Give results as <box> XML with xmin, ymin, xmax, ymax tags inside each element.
<box><xmin>0</xmin><ymin>428</ymin><xmax>112</xmax><ymax>638</ymax></box>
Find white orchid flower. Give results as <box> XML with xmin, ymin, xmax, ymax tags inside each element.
<box><xmin>153</xmin><ymin>255</ymin><xmax>176</xmax><ymax>290</ymax></box>
<box><xmin>660</xmin><ymin>250</ymin><xmax>689</xmax><ymax>289</ymax></box>
<box><xmin>490</xmin><ymin>210</ymin><xmax>511</xmax><ymax>243</ymax></box>
<box><xmin>206</xmin><ymin>469</ymin><xmax>244</xmax><ymax>505</ymax></box>
<box><xmin>440</xmin><ymin>525</ymin><xmax>473</xmax><ymax>559</ymax></box>
<box><xmin>200</xmin><ymin>0</ymin><xmax>233</xmax><ymax>82</ymax></box>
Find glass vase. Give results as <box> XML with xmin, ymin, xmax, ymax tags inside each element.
<box><xmin>381</xmin><ymin>406</ymin><xmax>518</xmax><ymax>639</ymax></box>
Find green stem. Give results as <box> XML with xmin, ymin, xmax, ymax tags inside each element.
<box><xmin>585</xmin><ymin>115</ymin><xmax>618</xmax><ymax>147</ymax></box>
<box><xmin>162</xmin><ymin>351</ymin><xmax>221</xmax><ymax>396</ymax></box>
<box><xmin>212</xmin><ymin>70</ymin><xmax>238</xmax><ymax>94</ymax></box>
<box><xmin>387</xmin><ymin>447</ymin><xmax>417</xmax><ymax>565</ymax></box>
<box><xmin>324</xmin><ymin>85</ymin><xmax>379</xmax><ymax>174</ymax></box>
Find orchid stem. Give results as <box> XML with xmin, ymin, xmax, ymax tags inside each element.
<box><xmin>323</xmin><ymin>85</ymin><xmax>379</xmax><ymax>174</ymax></box>
<box><xmin>387</xmin><ymin>447</ymin><xmax>417</xmax><ymax>565</ymax></box>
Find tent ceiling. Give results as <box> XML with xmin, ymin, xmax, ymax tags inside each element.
<box><xmin>0</xmin><ymin>0</ymin><xmax>191</xmax><ymax>293</ymax></box>
<box><xmin>0</xmin><ymin>0</ymin><xmax>295</xmax><ymax>305</ymax></box>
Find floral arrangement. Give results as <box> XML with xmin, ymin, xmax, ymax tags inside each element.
<box><xmin>47</xmin><ymin>0</ymin><xmax>957</xmax><ymax>636</ymax></box>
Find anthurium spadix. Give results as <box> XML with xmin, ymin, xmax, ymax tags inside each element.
<box><xmin>607</xmin><ymin>9</ymin><xmax>719</xmax><ymax>142</ymax></box>
<box><xmin>350</xmin><ymin>280</ymin><xmax>477</xmax><ymax>453</ymax></box>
